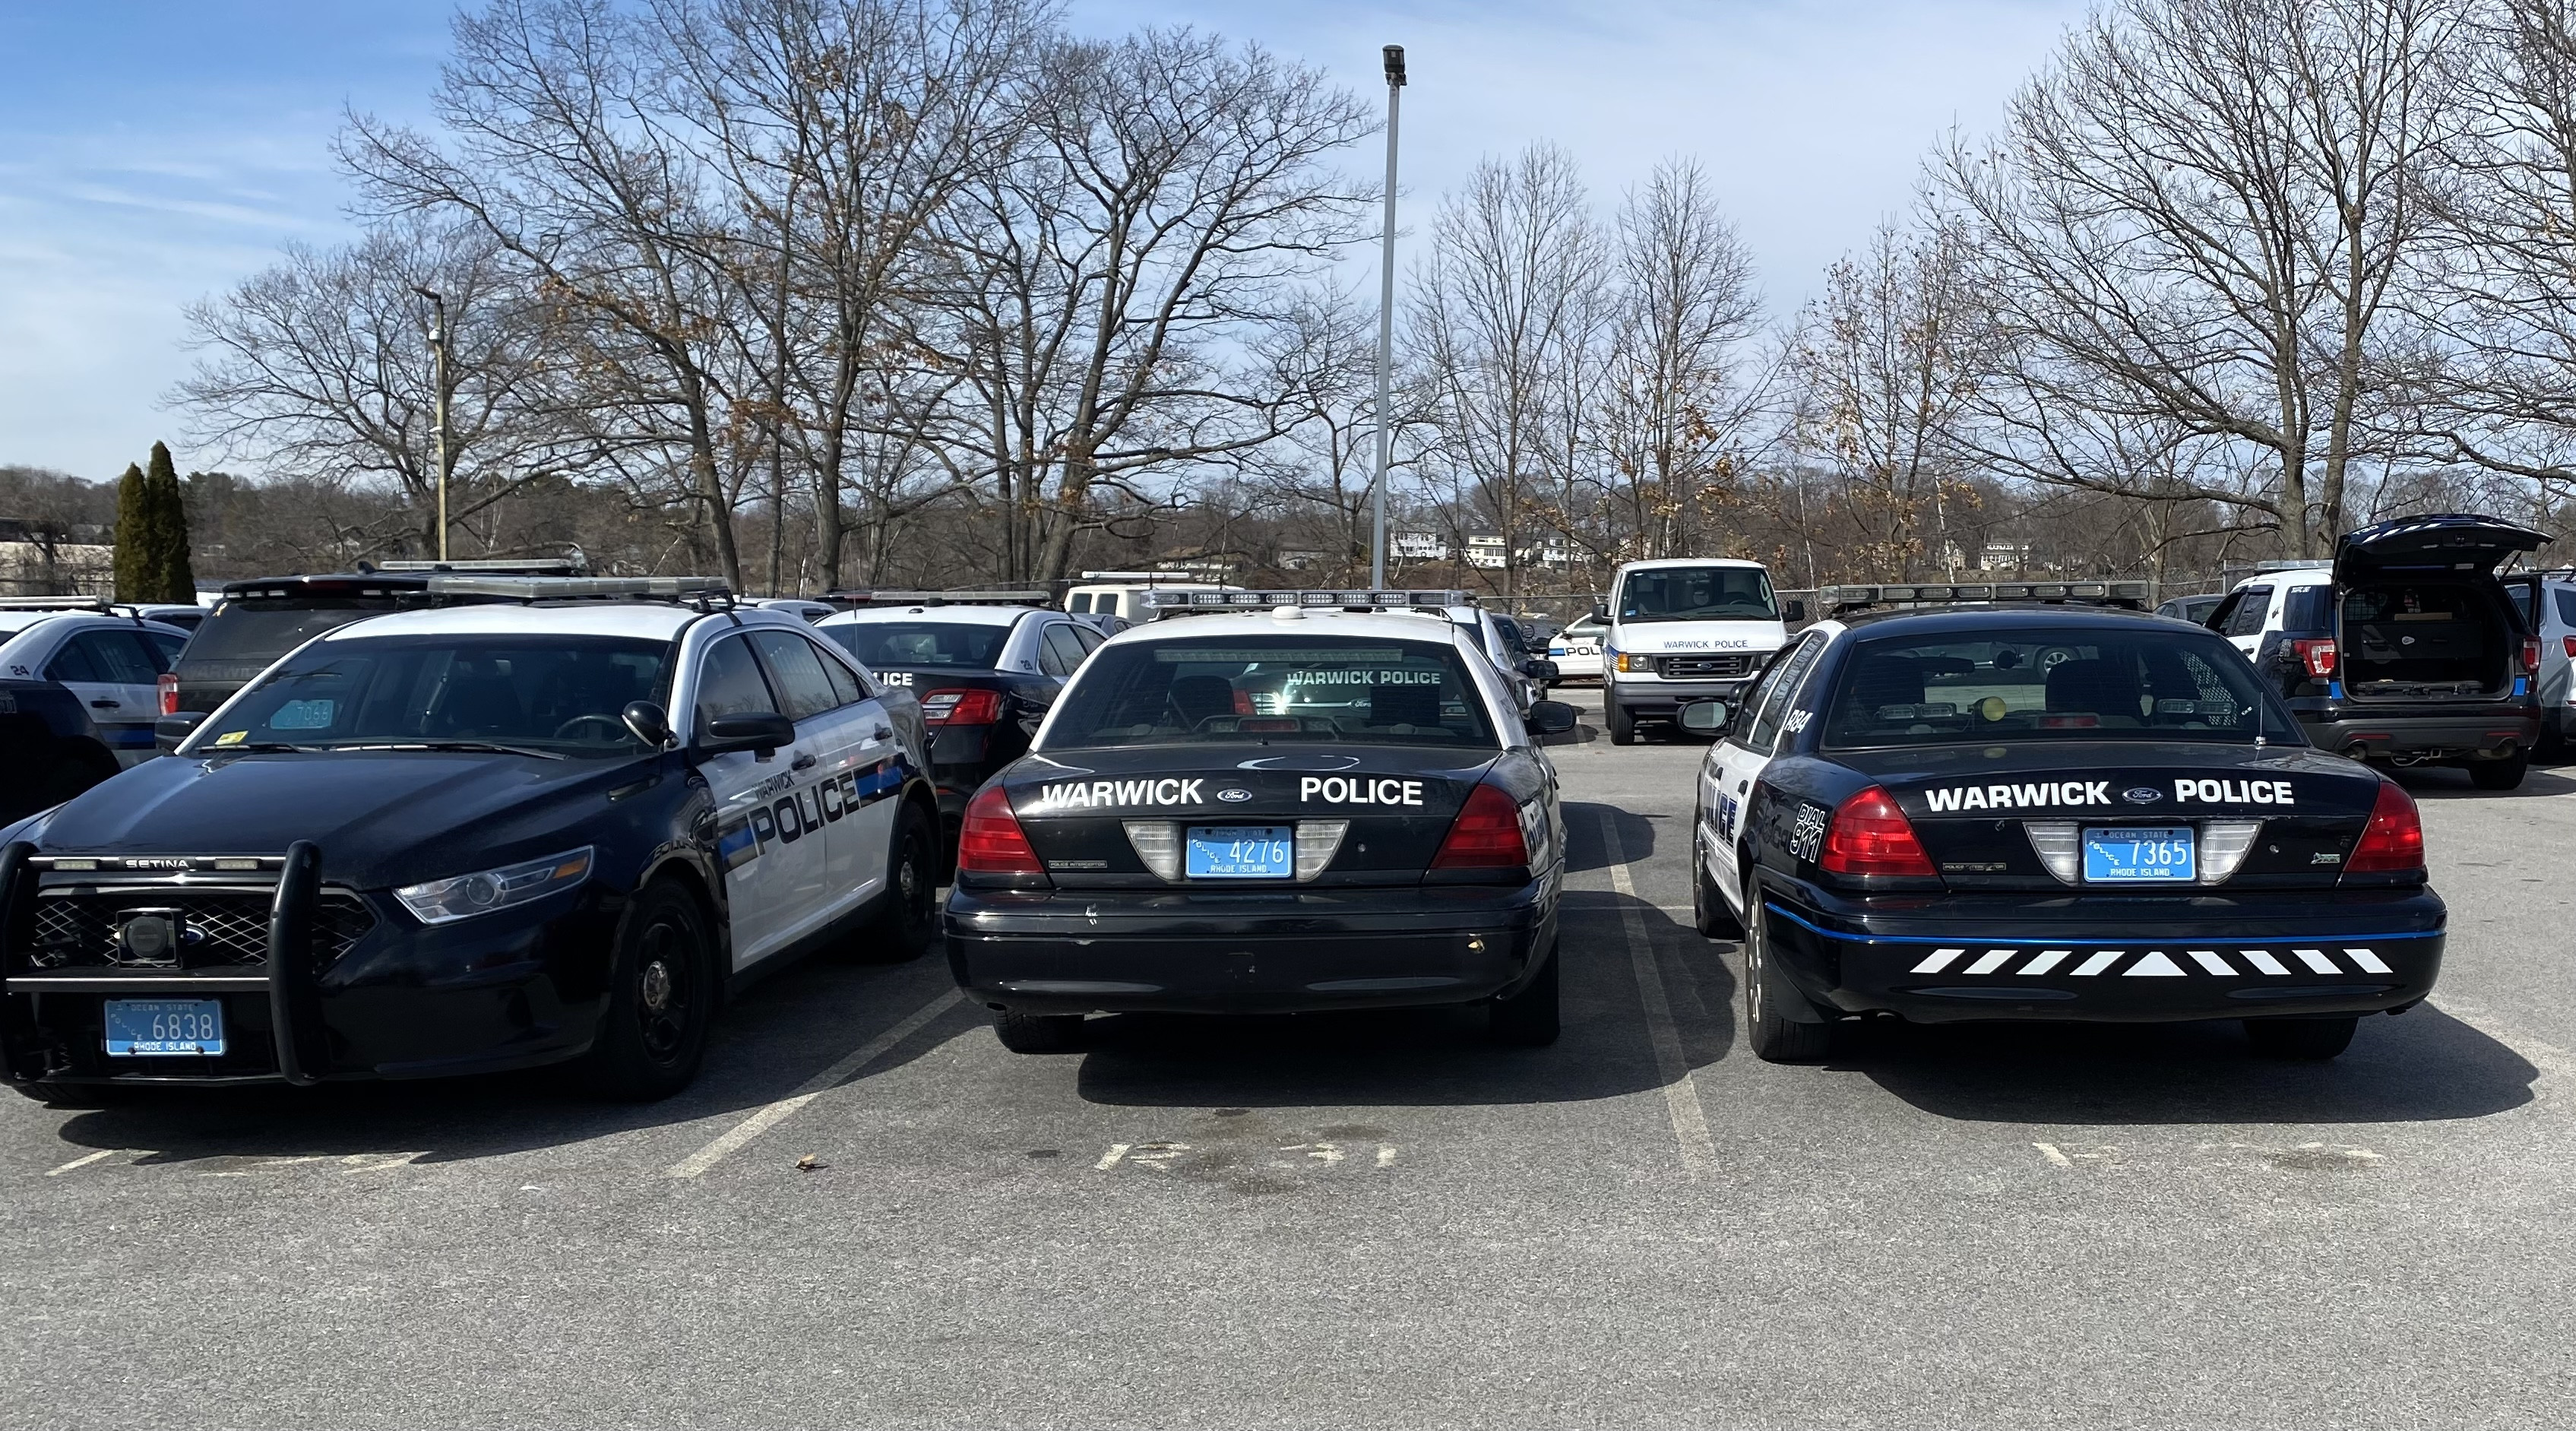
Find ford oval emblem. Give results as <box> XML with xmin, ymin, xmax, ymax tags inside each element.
<box><xmin>2121</xmin><ymin>787</ymin><xmax>2163</xmax><ymax>805</ymax></box>
<box><xmin>1217</xmin><ymin>787</ymin><xmax>1255</xmax><ymax>803</ymax></box>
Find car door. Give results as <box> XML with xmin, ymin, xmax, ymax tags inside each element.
<box><xmin>1704</xmin><ymin>632</ymin><xmax>1823</xmax><ymax>899</ymax></box>
<box><xmin>748</xmin><ymin>627</ymin><xmax>887</xmax><ymax>914</ymax></box>
<box><xmin>691</xmin><ymin>630</ymin><xmax>831</xmax><ymax>969</ymax></box>
<box><xmin>47</xmin><ymin>628</ymin><xmax>163</xmax><ymax>766</ymax></box>
<box><xmin>2217</xmin><ymin>584</ymin><xmax>2274</xmax><ymax>660</ymax></box>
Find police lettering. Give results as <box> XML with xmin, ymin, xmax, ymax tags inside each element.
<box><xmin>1299</xmin><ymin>776</ymin><xmax>1425</xmax><ymax>806</ymax></box>
<box><xmin>2174</xmin><ymin>777</ymin><xmax>2294</xmax><ymax>806</ymax></box>
<box><xmin>1034</xmin><ymin>777</ymin><xmax>1205</xmax><ymax>810</ymax></box>
<box><xmin>1923</xmin><ymin>780</ymin><xmax>2108</xmax><ymax>812</ymax></box>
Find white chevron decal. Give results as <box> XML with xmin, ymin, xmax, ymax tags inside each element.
<box><xmin>1964</xmin><ymin>949</ymin><xmax>2016</xmax><ymax>975</ymax></box>
<box><xmin>2346</xmin><ymin>947</ymin><xmax>2393</xmax><ymax>974</ymax></box>
<box><xmin>2018</xmin><ymin>949</ymin><xmax>2073</xmax><ymax>976</ymax></box>
<box><xmin>2070</xmin><ymin>951</ymin><xmax>2124</xmax><ymax>977</ymax></box>
<box><xmin>2293</xmin><ymin>948</ymin><xmax>2340</xmax><ymax>974</ymax></box>
<box><xmin>1911</xmin><ymin>948</ymin><xmax>1966</xmax><ymax>974</ymax></box>
<box><xmin>2185</xmin><ymin>950</ymin><xmax>2235</xmax><ymax>976</ymax></box>
<box><xmin>2124</xmin><ymin>951</ymin><xmax>2186</xmax><ymax>977</ymax></box>
<box><xmin>2239</xmin><ymin>949</ymin><xmax>2293</xmax><ymax>976</ymax></box>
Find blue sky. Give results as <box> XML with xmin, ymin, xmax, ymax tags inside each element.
<box><xmin>0</xmin><ymin>0</ymin><xmax>2088</xmax><ymax>482</ymax></box>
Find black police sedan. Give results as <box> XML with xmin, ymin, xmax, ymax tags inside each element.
<box><xmin>942</xmin><ymin>596</ymin><xmax>1577</xmax><ymax>1052</ymax></box>
<box><xmin>1682</xmin><ymin>585</ymin><xmax>2443</xmax><ymax>1063</ymax></box>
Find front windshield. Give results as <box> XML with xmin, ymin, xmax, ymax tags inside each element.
<box><xmin>1821</xmin><ymin>627</ymin><xmax>2301</xmax><ymax>748</ymax></box>
<box><xmin>1040</xmin><ymin>635</ymin><xmax>1498</xmax><ymax>750</ymax></box>
<box><xmin>1619</xmin><ymin>566</ymin><xmax>1777</xmax><ymax>622</ymax></box>
<box><xmin>821</xmin><ymin>620</ymin><xmax>1009</xmax><ymax>670</ymax></box>
<box><xmin>191</xmin><ymin>635</ymin><xmax>674</xmax><ymax>757</ymax></box>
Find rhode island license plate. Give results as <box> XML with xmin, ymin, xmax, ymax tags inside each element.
<box><xmin>1185</xmin><ymin>826</ymin><xmax>1293</xmax><ymax>879</ymax></box>
<box><xmin>103</xmin><ymin>999</ymin><xmax>225</xmax><ymax>1057</ymax></box>
<box><xmin>2081</xmin><ymin>826</ymin><xmax>2196</xmax><ymax>883</ymax></box>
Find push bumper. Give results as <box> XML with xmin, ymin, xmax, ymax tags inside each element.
<box><xmin>946</xmin><ymin>879</ymin><xmax>1557</xmax><ymax>1016</ymax></box>
<box><xmin>2293</xmin><ymin>701</ymin><xmax>2540</xmax><ymax>761</ymax></box>
<box><xmin>1608</xmin><ymin>678</ymin><xmax>1752</xmax><ymax>717</ymax></box>
<box><xmin>0</xmin><ymin>841</ymin><xmax>620</xmax><ymax>1088</ymax></box>
<box><xmin>1759</xmin><ymin>885</ymin><xmax>2445</xmax><ymax>1024</ymax></box>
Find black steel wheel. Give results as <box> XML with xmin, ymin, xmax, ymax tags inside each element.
<box><xmin>1607</xmin><ymin>701</ymin><xmax>1638</xmax><ymax>746</ymax></box>
<box><xmin>853</xmin><ymin>802</ymin><xmax>938</xmax><ymax>963</ymax></box>
<box><xmin>581</xmin><ymin>879</ymin><xmax>715</xmax><ymax>1100</ymax></box>
<box><xmin>1742</xmin><ymin>875</ymin><xmax>1830</xmax><ymax>1062</ymax></box>
<box><xmin>992</xmin><ymin>1011</ymin><xmax>1083</xmax><ymax>1054</ymax></box>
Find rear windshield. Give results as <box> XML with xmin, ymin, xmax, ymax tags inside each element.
<box><xmin>1619</xmin><ymin>566</ymin><xmax>1777</xmax><ymax>622</ymax></box>
<box><xmin>821</xmin><ymin>620</ymin><xmax>1010</xmax><ymax>670</ymax></box>
<box><xmin>1040</xmin><ymin>635</ymin><xmax>1498</xmax><ymax>750</ymax></box>
<box><xmin>192</xmin><ymin>635</ymin><xmax>674</xmax><ymax>757</ymax></box>
<box><xmin>184</xmin><ymin>597</ymin><xmax>417</xmax><ymax>663</ymax></box>
<box><xmin>1822</xmin><ymin>628</ymin><xmax>2299</xmax><ymax>748</ymax></box>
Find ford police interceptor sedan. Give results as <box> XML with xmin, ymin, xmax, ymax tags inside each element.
<box><xmin>0</xmin><ymin>578</ymin><xmax>939</xmax><ymax>1103</ymax></box>
<box><xmin>1680</xmin><ymin>585</ymin><xmax>2443</xmax><ymax>1063</ymax></box>
<box><xmin>941</xmin><ymin>591</ymin><xmax>1579</xmax><ymax>1053</ymax></box>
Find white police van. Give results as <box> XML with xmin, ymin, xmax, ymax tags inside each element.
<box><xmin>1600</xmin><ymin>558</ymin><xmax>1799</xmax><ymax>745</ymax></box>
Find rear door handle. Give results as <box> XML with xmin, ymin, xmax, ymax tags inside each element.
<box><xmin>791</xmin><ymin>751</ymin><xmax>818</xmax><ymax>771</ymax></box>
<box><xmin>872</xmin><ymin>726</ymin><xmax>893</xmax><ymax>740</ymax></box>
<box><xmin>90</xmin><ymin>700</ymin><xmax>119</xmax><ymax>709</ymax></box>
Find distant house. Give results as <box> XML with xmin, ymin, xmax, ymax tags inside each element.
<box><xmin>1464</xmin><ymin>533</ymin><xmax>1507</xmax><ymax>570</ymax></box>
<box><xmin>0</xmin><ymin>519</ymin><xmax>111</xmax><ymax>597</ymax></box>
<box><xmin>1390</xmin><ymin>531</ymin><xmax>1451</xmax><ymax>562</ymax></box>
<box><xmin>1276</xmin><ymin>548</ymin><xmax>1325</xmax><ymax>571</ymax></box>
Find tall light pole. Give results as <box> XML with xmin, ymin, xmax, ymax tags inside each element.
<box><xmin>413</xmin><ymin>286</ymin><xmax>452</xmax><ymax>562</ymax></box>
<box><xmin>1370</xmin><ymin>44</ymin><xmax>1405</xmax><ymax>589</ymax></box>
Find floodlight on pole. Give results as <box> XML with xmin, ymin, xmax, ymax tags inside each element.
<box><xmin>1371</xmin><ymin>45</ymin><xmax>1405</xmax><ymax>588</ymax></box>
<box><xmin>413</xmin><ymin>286</ymin><xmax>453</xmax><ymax>562</ymax></box>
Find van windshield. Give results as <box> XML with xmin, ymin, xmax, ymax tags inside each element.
<box><xmin>1619</xmin><ymin>567</ymin><xmax>1777</xmax><ymax>622</ymax></box>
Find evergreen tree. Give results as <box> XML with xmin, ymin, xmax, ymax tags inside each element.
<box><xmin>143</xmin><ymin>442</ymin><xmax>196</xmax><ymax>602</ymax></box>
<box><xmin>110</xmin><ymin>462</ymin><xmax>148</xmax><ymax>602</ymax></box>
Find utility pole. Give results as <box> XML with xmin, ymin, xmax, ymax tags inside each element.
<box><xmin>413</xmin><ymin>287</ymin><xmax>452</xmax><ymax>562</ymax></box>
<box><xmin>1371</xmin><ymin>44</ymin><xmax>1406</xmax><ymax>588</ymax></box>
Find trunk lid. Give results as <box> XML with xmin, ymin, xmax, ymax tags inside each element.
<box><xmin>1000</xmin><ymin>745</ymin><xmax>1497</xmax><ymax>888</ymax></box>
<box><xmin>2334</xmin><ymin>513</ymin><xmax>2549</xmax><ymax>584</ymax></box>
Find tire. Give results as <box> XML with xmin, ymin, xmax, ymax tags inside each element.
<box><xmin>1692</xmin><ymin>834</ymin><xmax>1742</xmax><ymax>939</ymax></box>
<box><xmin>2470</xmin><ymin>752</ymin><xmax>2530</xmax><ymax>790</ymax></box>
<box><xmin>2244</xmin><ymin>1016</ymin><xmax>2359</xmax><ymax>1060</ymax></box>
<box><xmin>1742</xmin><ymin>877</ymin><xmax>1831</xmax><ymax>1062</ymax></box>
<box><xmin>1489</xmin><ymin>942</ymin><xmax>1561</xmax><ymax>1046</ymax></box>
<box><xmin>1607</xmin><ymin>700</ymin><xmax>1638</xmax><ymax>746</ymax></box>
<box><xmin>852</xmin><ymin>801</ymin><xmax>938</xmax><ymax>962</ymax></box>
<box><xmin>992</xmin><ymin>1010</ymin><xmax>1084</xmax><ymax>1054</ymax></box>
<box><xmin>580</xmin><ymin>879</ymin><xmax>717</xmax><ymax>1100</ymax></box>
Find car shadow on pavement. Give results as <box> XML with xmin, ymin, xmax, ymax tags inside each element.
<box><xmin>1563</xmin><ymin>799</ymin><xmax>1659</xmax><ymax>872</ymax></box>
<box><xmin>2392</xmin><ymin>764</ymin><xmax>2576</xmax><ymax>799</ymax></box>
<box><xmin>1072</xmin><ymin>891</ymin><xmax>1732</xmax><ymax>1109</ymax></box>
<box><xmin>1835</xmin><ymin>1002</ymin><xmax>2536</xmax><ymax>1125</ymax></box>
<box><xmin>27</xmin><ymin>951</ymin><xmax>973</xmax><ymax>1167</ymax></box>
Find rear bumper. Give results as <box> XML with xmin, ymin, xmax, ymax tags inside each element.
<box><xmin>945</xmin><ymin>879</ymin><xmax>1557</xmax><ymax>1015</ymax></box>
<box><xmin>1759</xmin><ymin>885</ymin><xmax>2446</xmax><ymax>1024</ymax></box>
<box><xmin>2293</xmin><ymin>701</ymin><xmax>2540</xmax><ymax>760</ymax></box>
<box><xmin>1609</xmin><ymin>678</ymin><xmax>1752</xmax><ymax>716</ymax></box>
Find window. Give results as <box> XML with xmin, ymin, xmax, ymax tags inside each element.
<box><xmin>1821</xmin><ymin>628</ymin><xmax>2297</xmax><ymax>749</ymax></box>
<box><xmin>814</xmin><ymin>643</ymin><xmax>869</xmax><ymax>706</ymax></box>
<box><xmin>695</xmin><ymin>635</ymin><xmax>777</xmax><ymax>730</ymax></box>
<box><xmin>2221</xmin><ymin>587</ymin><xmax>2274</xmax><ymax>637</ymax></box>
<box><xmin>141</xmin><ymin>631</ymin><xmax>186</xmax><ymax>670</ymax></box>
<box><xmin>1042</xmin><ymin>624</ymin><xmax>1090</xmax><ymax>677</ymax></box>
<box><xmin>1069</xmin><ymin>622</ymin><xmax>1104</xmax><ymax>654</ymax></box>
<box><xmin>750</xmin><ymin>630</ymin><xmax>846</xmax><ymax>721</ymax></box>
<box><xmin>43</xmin><ymin>638</ymin><xmax>99</xmax><ymax>684</ymax></box>
<box><xmin>1748</xmin><ymin>634</ymin><xmax>1825</xmax><ymax>752</ymax></box>
<box><xmin>54</xmin><ymin>632</ymin><xmax>161</xmax><ymax>685</ymax></box>
<box><xmin>1041</xmin><ymin>636</ymin><xmax>1498</xmax><ymax>750</ymax></box>
<box><xmin>1067</xmin><ymin>594</ymin><xmax>1093</xmax><ymax>613</ymax></box>
<box><xmin>200</xmin><ymin>635</ymin><xmax>674</xmax><ymax>755</ymax></box>
<box><xmin>1618</xmin><ymin>565</ymin><xmax>1779</xmax><ymax>622</ymax></box>
<box><xmin>2281</xmin><ymin>585</ymin><xmax>2334</xmax><ymax>634</ymax></box>
<box><xmin>2557</xmin><ymin>588</ymin><xmax>2576</xmax><ymax>628</ymax></box>
<box><xmin>820</xmin><ymin>620</ymin><xmax>1009</xmax><ymax>670</ymax></box>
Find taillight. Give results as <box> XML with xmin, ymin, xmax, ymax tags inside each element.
<box><xmin>920</xmin><ymin>688</ymin><xmax>1004</xmax><ymax>727</ymax></box>
<box><xmin>2563</xmin><ymin>635</ymin><xmax>2576</xmax><ymax>660</ymax></box>
<box><xmin>157</xmin><ymin>672</ymin><xmax>179</xmax><ymax>716</ymax></box>
<box><xmin>2523</xmin><ymin>637</ymin><xmax>2543</xmax><ymax>675</ymax></box>
<box><xmin>1818</xmin><ymin>786</ymin><xmax>1935</xmax><ymax>876</ymax></box>
<box><xmin>2292</xmin><ymin>638</ymin><xmax>2337</xmax><ymax>678</ymax></box>
<box><xmin>2345</xmin><ymin>780</ymin><xmax>2425</xmax><ymax>874</ymax></box>
<box><xmin>1432</xmin><ymin>783</ymin><xmax>1529</xmax><ymax>869</ymax></box>
<box><xmin>956</xmin><ymin>784</ymin><xmax>1043</xmax><ymax>874</ymax></box>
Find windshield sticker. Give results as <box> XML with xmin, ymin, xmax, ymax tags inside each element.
<box><xmin>212</xmin><ymin>730</ymin><xmax>248</xmax><ymax>746</ymax></box>
<box><xmin>1789</xmin><ymin>802</ymin><xmax>1829</xmax><ymax>861</ymax></box>
<box><xmin>1923</xmin><ymin>780</ymin><xmax>2109</xmax><ymax>812</ymax></box>
<box><xmin>1033</xmin><ymin>777</ymin><xmax>1204</xmax><ymax>810</ymax></box>
<box><xmin>1301</xmin><ymin>776</ymin><xmax>1425</xmax><ymax>806</ymax></box>
<box><xmin>2175</xmin><ymin>778</ymin><xmax>2294</xmax><ymax>806</ymax></box>
<box><xmin>268</xmin><ymin>698</ymin><xmax>336</xmax><ymax>730</ymax></box>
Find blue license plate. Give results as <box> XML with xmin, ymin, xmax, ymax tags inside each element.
<box><xmin>2081</xmin><ymin>826</ymin><xmax>2196</xmax><ymax>883</ymax></box>
<box><xmin>1185</xmin><ymin>826</ymin><xmax>1294</xmax><ymax>879</ymax></box>
<box><xmin>104</xmin><ymin>999</ymin><xmax>225</xmax><ymax>1057</ymax></box>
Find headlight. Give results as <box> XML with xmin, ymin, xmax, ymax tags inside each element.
<box><xmin>394</xmin><ymin>847</ymin><xmax>593</xmax><ymax>925</ymax></box>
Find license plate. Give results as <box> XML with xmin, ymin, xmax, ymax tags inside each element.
<box><xmin>1185</xmin><ymin>826</ymin><xmax>1294</xmax><ymax>879</ymax></box>
<box><xmin>2081</xmin><ymin>826</ymin><xmax>2196</xmax><ymax>883</ymax></box>
<box><xmin>104</xmin><ymin>999</ymin><xmax>225</xmax><ymax>1057</ymax></box>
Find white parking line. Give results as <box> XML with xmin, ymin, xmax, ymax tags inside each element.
<box><xmin>43</xmin><ymin>1149</ymin><xmax>117</xmax><ymax>1177</ymax></box>
<box><xmin>664</xmin><ymin>989</ymin><xmax>964</xmax><ymax>1179</ymax></box>
<box><xmin>1600</xmin><ymin>817</ymin><xmax>1717</xmax><ymax>1177</ymax></box>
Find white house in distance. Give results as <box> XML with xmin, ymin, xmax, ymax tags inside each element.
<box><xmin>1390</xmin><ymin>531</ymin><xmax>1451</xmax><ymax>562</ymax></box>
<box><xmin>0</xmin><ymin>520</ymin><xmax>112</xmax><ymax>597</ymax></box>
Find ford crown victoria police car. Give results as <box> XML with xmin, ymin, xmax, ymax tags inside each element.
<box><xmin>1682</xmin><ymin>584</ymin><xmax>2443</xmax><ymax>1063</ymax></box>
<box><xmin>941</xmin><ymin>591</ymin><xmax>1578</xmax><ymax>1052</ymax></box>
<box><xmin>0</xmin><ymin>578</ymin><xmax>938</xmax><ymax>1102</ymax></box>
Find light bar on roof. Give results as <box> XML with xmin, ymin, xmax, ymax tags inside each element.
<box><xmin>832</xmin><ymin>589</ymin><xmax>1052</xmax><ymax>607</ymax></box>
<box><xmin>1821</xmin><ymin>581</ymin><xmax>2150</xmax><ymax>614</ymax></box>
<box><xmin>0</xmin><ymin>597</ymin><xmax>109</xmax><ymax>611</ymax></box>
<box><xmin>422</xmin><ymin>575</ymin><xmax>733</xmax><ymax>602</ymax></box>
<box><xmin>1132</xmin><ymin>587</ymin><xmax>1479</xmax><ymax>618</ymax></box>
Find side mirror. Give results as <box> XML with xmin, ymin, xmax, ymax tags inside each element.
<box><xmin>1783</xmin><ymin>598</ymin><xmax>1809</xmax><ymax>624</ymax></box>
<box><xmin>1592</xmin><ymin>603</ymin><xmax>1610</xmax><ymax>622</ymax></box>
<box><xmin>1526</xmin><ymin>699</ymin><xmax>1579</xmax><ymax>736</ymax></box>
<box><xmin>622</xmin><ymin>700</ymin><xmax>673</xmax><ymax>748</ymax></box>
<box><xmin>154</xmin><ymin>712</ymin><xmax>207</xmax><ymax>755</ymax></box>
<box><xmin>1677</xmin><ymin>698</ymin><xmax>1733</xmax><ymax>735</ymax></box>
<box><xmin>699</xmin><ymin>711</ymin><xmax>796</xmax><ymax>758</ymax></box>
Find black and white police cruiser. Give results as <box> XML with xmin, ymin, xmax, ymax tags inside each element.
<box><xmin>1682</xmin><ymin>581</ymin><xmax>2444</xmax><ymax>1063</ymax></box>
<box><xmin>942</xmin><ymin>588</ymin><xmax>1578</xmax><ymax>1052</ymax></box>
<box><xmin>0</xmin><ymin>576</ymin><xmax>938</xmax><ymax>1103</ymax></box>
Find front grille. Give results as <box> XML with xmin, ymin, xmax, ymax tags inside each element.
<box><xmin>1656</xmin><ymin>653</ymin><xmax>1753</xmax><ymax>680</ymax></box>
<box><xmin>23</xmin><ymin>889</ymin><xmax>375</xmax><ymax>974</ymax></box>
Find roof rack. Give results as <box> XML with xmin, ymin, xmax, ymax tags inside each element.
<box><xmin>421</xmin><ymin>575</ymin><xmax>735</xmax><ymax>609</ymax></box>
<box><xmin>1075</xmin><ymin>571</ymin><xmax>1233</xmax><ymax>584</ymax></box>
<box><xmin>1820</xmin><ymin>581</ymin><xmax>2150</xmax><ymax>616</ymax></box>
<box><xmin>372</xmin><ymin>559</ymin><xmax>588</xmax><ymax>575</ymax></box>
<box><xmin>1135</xmin><ymin>587</ymin><xmax>1478</xmax><ymax>619</ymax></box>
<box><xmin>824</xmin><ymin>589</ymin><xmax>1052</xmax><ymax>608</ymax></box>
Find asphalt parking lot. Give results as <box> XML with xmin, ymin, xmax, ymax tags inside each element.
<box><xmin>5</xmin><ymin>688</ymin><xmax>2574</xmax><ymax>1429</ymax></box>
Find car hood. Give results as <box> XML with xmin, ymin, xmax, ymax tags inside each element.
<box><xmin>19</xmin><ymin>749</ymin><xmax>655</xmax><ymax>889</ymax></box>
<box><xmin>2336</xmin><ymin>513</ymin><xmax>2549</xmax><ymax>582</ymax></box>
